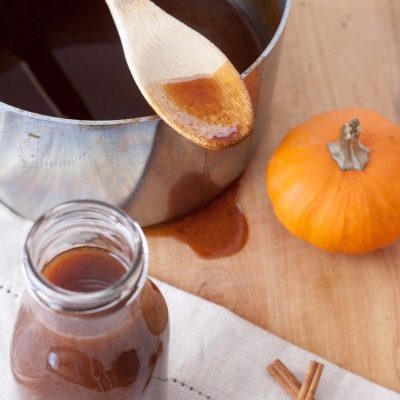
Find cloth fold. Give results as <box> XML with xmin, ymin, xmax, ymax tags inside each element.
<box><xmin>0</xmin><ymin>205</ymin><xmax>398</xmax><ymax>399</ymax></box>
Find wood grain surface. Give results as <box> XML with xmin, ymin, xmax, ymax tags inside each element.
<box><xmin>148</xmin><ymin>0</ymin><xmax>400</xmax><ymax>392</ymax></box>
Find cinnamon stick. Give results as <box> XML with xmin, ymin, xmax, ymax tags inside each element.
<box><xmin>297</xmin><ymin>361</ymin><xmax>324</xmax><ymax>400</ymax></box>
<box><xmin>266</xmin><ymin>359</ymin><xmax>321</xmax><ymax>400</ymax></box>
<box><xmin>273</xmin><ymin>359</ymin><xmax>301</xmax><ymax>396</ymax></box>
<box><xmin>304</xmin><ymin>363</ymin><xmax>324</xmax><ymax>400</ymax></box>
<box><xmin>267</xmin><ymin>362</ymin><xmax>299</xmax><ymax>399</ymax></box>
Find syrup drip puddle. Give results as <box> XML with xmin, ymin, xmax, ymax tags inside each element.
<box><xmin>145</xmin><ymin>182</ymin><xmax>249</xmax><ymax>259</ymax></box>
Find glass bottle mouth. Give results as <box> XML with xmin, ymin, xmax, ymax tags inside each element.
<box><xmin>23</xmin><ymin>200</ymin><xmax>149</xmax><ymax>314</ymax></box>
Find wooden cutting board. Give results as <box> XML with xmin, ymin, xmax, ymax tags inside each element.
<box><xmin>148</xmin><ymin>0</ymin><xmax>400</xmax><ymax>392</ymax></box>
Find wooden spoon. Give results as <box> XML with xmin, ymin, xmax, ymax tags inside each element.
<box><xmin>106</xmin><ymin>0</ymin><xmax>254</xmax><ymax>150</ymax></box>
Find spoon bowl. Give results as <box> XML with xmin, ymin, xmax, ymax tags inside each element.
<box><xmin>106</xmin><ymin>0</ymin><xmax>254</xmax><ymax>150</ymax></box>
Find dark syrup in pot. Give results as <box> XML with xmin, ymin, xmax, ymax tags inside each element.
<box><xmin>0</xmin><ymin>0</ymin><xmax>276</xmax><ymax>120</ymax></box>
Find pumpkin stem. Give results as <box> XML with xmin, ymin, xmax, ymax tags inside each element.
<box><xmin>327</xmin><ymin>118</ymin><xmax>370</xmax><ymax>170</ymax></box>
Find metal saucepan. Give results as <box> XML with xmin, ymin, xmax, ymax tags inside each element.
<box><xmin>0</xmin><ymin>0</ymin><xmax>291</xmax><ymax>225</ymax></box>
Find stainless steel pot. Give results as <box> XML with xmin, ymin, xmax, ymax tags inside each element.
<box><xmin>0</xmin><ymin>0</ymin><xmax>291</xmax><ymax>225</ymax></box>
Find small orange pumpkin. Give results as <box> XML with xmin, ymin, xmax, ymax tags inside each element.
<box><xmin>267</xmin><ymin>108</ymin><xmax>400</xmax><ymax>254</ymax></box>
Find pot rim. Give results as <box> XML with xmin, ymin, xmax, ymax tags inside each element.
<box><xmin>0</xmin><ymin>0</ymin><xmax>292</xmax><ymax>127</ymax></box>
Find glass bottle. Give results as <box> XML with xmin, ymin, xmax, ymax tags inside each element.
<box><xmin>10</xmin><ymin>200</ymin><xmax>169</xmax><ymax>400</ymax></box>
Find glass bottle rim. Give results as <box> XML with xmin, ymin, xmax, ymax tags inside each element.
<box><xmin>23</xmin><ymin>200</ymin><xmax>149</xmax><ymax>314</ymax></box>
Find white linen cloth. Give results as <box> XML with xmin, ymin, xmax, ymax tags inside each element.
<box><xmin>0</xmin><ymin>204</ymin><xmax>398</xmax><ymax>399</ymax></box>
